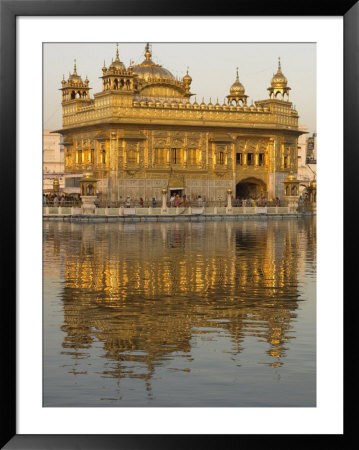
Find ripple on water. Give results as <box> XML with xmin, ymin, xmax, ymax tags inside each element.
<box><xmin>43</xmin><ymin>218</ymin><xmax>316</xmax><ymax>407</ymax></box>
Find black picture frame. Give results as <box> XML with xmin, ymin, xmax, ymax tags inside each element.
<box><xmin>1</xmin><ymin>1</ymin><xmax>356</xmax><ymax>448</ymax></box>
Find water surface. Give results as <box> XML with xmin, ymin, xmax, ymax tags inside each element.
<box><xmin>43</xmin><ymin>218</ymin><xmax>316</xmax><ymax>406</ymax></box>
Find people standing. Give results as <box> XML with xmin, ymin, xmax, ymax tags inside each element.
<box><xmin>170</xmin><ymin>194</ymin><xmax>175</xmax><ymax>208</ymax></box>
<box><xmin>152</xmin><ymin>197</ymin><xmax>157</xmax><ymax>207</ymax></box>
<box><xmin>197</xmin><ymin>195</ymin><xmax>203</xmax><ymax>207</ymax></box>
<box><xmin>183</xmin><ymin>195</ymin><xmax>189</xmax><ymax>207</ymax></box>
<box><xmin>174</xmin><ymin>195</ymin><xmax>179</xmax><ymax>207</ymax></box>
<box><xmin>139</xmin><ymin>197</ymin><xmax>144</xmax><ymax>207</ymax></box>
<box><xmin>125</xmin><ymin>196</ymin><xmax>131</xmax><ymax>208</ymax></box>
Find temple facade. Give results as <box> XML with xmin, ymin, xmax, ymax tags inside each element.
<box><xmin>57</xmin><ymin>43</ymin><xmax>303</xmax><ymax>203</ymax></box>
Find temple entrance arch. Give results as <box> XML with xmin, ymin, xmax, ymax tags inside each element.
<box><xmin>236</xmin><ymin>177</ymin><xmax>267</xmax><ymax>199</ymax></box>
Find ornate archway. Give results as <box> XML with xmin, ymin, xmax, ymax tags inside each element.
<box><xmin>236</xmin><ymin>177</ymin><xmax>267</xmax><ymax>199</ymax></box>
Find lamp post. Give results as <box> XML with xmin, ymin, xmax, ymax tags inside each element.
<box><xmin>161</xmin><ymin>188</ymin><xmax>168</xmax><ymax>214</ymax></box>
<box><xmin>226</xmin><ymin>188</ymin><xmax>233</xmax><ymax>213</ymax></box>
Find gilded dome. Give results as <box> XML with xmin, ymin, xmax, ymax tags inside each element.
<box><xmin>183</xmin><ymin>69</ymin><xmax>192</xmax><ymax>84</ymax></box>
<box><xmin>271</xmin><ymin>58</ymin><xmax>287</xmax><ymax>87</ymax></box>
<box><xmin>229</xmin><ymin>68</ymin><xmax>245</xmax><ymax>95</ymax></box>
<box><xmin>110</xmin><ymin>59</ymin><xmax>126</xmax><ymax>70</ymax></box>
<box><xmin>109</xmin><ymin>44</ymin><xmax>126</xmax><ymax>71</ymax></box>
<box><xmin>68</xmin><ymin>60</ymin><xmax>83</xmax><ymax>83</ymax></box>
<box><xmin>286</xmin><ymin>172</ymin><xmax>297</xmax><ymax>181</ymax></box>
<box><xmin>132</xmin><ymin>43</ymin><xmax>175</xmax><ymax>81</ymax></box>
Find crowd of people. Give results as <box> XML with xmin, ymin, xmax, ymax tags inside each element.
<box><xmin>43</xmin><ymin>193</ymin><xmax>80</xmax><ymax>206</ymax></box>
<box><xmin>44</xmin><ymin>192</ymin><xmax>286</xmax><ymax>208</ymax></box>
<box><xmin>234</xmin><ymin>196</ymin><xmax>280</xmax><ymax>207</ymax></box>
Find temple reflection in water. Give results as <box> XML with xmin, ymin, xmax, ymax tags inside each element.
<box><xmin>43</xmin><ymin>218</ymin><xmax>316</xmax><ymax>391</ymax></box>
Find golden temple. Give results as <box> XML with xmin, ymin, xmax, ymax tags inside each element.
<box><xmin>57</xmin><ymin>44</ymin><xmax>304</xmax><ymax>202</ymax></box>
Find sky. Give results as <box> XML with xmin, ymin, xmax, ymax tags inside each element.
<box><xmin>43</xmin><ymin>42</ymin><xmax>316</xmax><ymax>134</ymax></box>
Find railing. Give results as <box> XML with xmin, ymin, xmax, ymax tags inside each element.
<box><xmin>43</xmin><ymin>200</ymin><xmax>81</xmax><ymax>207</ymax></box>
<box><xmin>43</xmin><ymin>205</ymin><xmax>298</xmax><ymax>216</ymax></box>
<box><xmin>43</xmin><ymin>199</ymin><xmax>291</xmax><ymax>209</ymax></box>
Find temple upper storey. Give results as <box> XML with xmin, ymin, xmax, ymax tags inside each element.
<box><xmin>59</xmin><ymin>44</ymin><xmax>299</xmax><ymax>132</ymax></box>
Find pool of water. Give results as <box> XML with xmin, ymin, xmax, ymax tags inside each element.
<box><xmin>43</xmin><ymin>217</ymin><xmax>316</xmax><ymax>407</ymax></box>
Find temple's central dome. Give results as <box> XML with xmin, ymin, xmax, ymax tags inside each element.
<box><xmin>132</xmin><ymin>44</ymin><xmax>175</xmax><ymax>82</ymax></box>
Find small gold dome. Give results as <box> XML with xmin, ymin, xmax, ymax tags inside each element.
<box><xmin>183</xmin><ymin>69</ymin><xmax>192</xmax><ymax>83</ymax></box>
<box><xmin>68</xmin><ymin>60</ymin><xmax>83</xmax><ymax>83</ymax></box>
<box><xmin>109</xmin><ymin>44</ymin><xmax>126</xmax><ymax>71</ymax></box>
<box><xmin>286</xmin><ymin>172</ymin><xmax>297</xmax><ymax>181</ymax></box>
<box><xmin>230</xmin><ymin>68</ymin><xmax>245</xmax><ymax>95</ymax></box>
<box><xmin>271</xmin><ymin>58</ymin><xmax>288</xmax><ymax>88</ymax></box>
<box><xmin>110</xmin><ymin>59</ymin><xmax>126</xmax><ymax>70</ymax></box>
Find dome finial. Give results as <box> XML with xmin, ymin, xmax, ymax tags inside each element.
<box><xmin>236</xmin><ymin>67</ymin><xmax>239</xmax><ymax>81</ymax></box>
<box><xmin>116</xmin><ymin>43</ymin><xmax>120</xmax><ymax>60</ymax></box>
<box><xmin>73</xmin><ymin>59</ymin><xmax>77</xmax><ymax>75</ymax></box>
<box><xmin>145</xmin><ymin>43</ymin><xmax>152</xmax><ymax>61</ymax></box>
<box><xmin>278</xmin><ymin>57</ymin><xmax>281</xmax><ymax>70</ymax></box>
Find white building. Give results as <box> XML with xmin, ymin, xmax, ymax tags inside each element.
<box><xmin>43</xmin><ymin>129</ymin><xmax>82</xmax><ymax>194</ymax></box>
<box><xmin>297</xmin><ymin>126</ymin><xmax>316</xmax><ymax>196</ymax></box>
<box><xmin>43</xmin><ymin>129</ymin><xmax>64</xmax><ymax>192</ymax></box>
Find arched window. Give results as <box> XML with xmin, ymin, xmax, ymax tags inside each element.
<box><xmin>286</xmin><ymin>186</ymin><xmax>290</xmax><ymax>196</ymax></box>
<box><xmin>71</xmin><ymin>91</ymin><xmax>76</xmax><ymax>99</ymax></box>
<box><xmin>187</xmin><ymin>149</ymin><xmax>199</xmax><ymax>165</ymax></box>
<box><xmin>171</xmin><ymin>148</ymin><xmax>182</xmax><ymax>165</ymax></box>
<box><xmin>77</xmin><ymin>149</ymin><xmax>82</xmax><ymax>164</ymax></box>
<box><xmin>114</xmin><ymin>79</ymin><xmax>118</xmax><ymax>89</ymax></box>
<box><xmin>155</xmin><ymin>148</ymin><xmax>166</xmax><ymax>164</ymax></box>
<box><xmin>127</xmin><ymin>148</ymin><xmax>138</xmax><ymax>165</ymax></box>
<box><xmin>101</xmin><ymin>149</ymin><xmax>106</xmax><ymax>164</ymax></box>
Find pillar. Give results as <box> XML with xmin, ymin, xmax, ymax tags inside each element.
<box><xmin>161</xmin><ymin>188</ymin><xmax>168</xmax><ymax>214</ymax></box>
<box><xmin>226</xmin><ymin>188</ymin><xmax>233</xmax><ymax>214</ymax></box>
